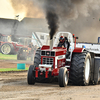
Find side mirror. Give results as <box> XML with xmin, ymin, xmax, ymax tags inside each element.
<box><xmin>76</xmin><ymin>37</ymin><xmax>78</xmax><ymax>39</ymax></box>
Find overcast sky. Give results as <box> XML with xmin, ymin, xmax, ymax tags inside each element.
<box><xmin>0</xmin><ymin>0</ymin><xmax>28</xmax><ymax>21</ymax></box>
<box><xmin>0</xmin><ymin>0</ymin><xmax>15</xmax><ymax>19</ymax></box>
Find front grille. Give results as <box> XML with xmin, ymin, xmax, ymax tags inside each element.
<box><xmin>43</xmin><ymin>58</ymin><xmax>53</xmax><ymax>65</ymax></box>
<box><xmin>41</xmin><ymin>51</ymin><xmax>45</xmax><ymax>55</ymax></box>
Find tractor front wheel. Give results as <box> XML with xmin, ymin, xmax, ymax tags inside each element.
<box><xmin>27</xmin><ymin>65</ymin><xmax>35</xmax><ymax>85</ymax></box>
<box><xmin>58</xmin><ymin>67</ymin><xmax>68</xmax><ymax>87</ymax></box>
<box><xmin>34</xmin><ymin>48</ymin><xmax>41</xmax><ymax>67</ymax></box>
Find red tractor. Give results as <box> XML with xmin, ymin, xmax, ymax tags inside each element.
<box><xmin>0</xmin><ymin>34</ymin><xmax>33</xmax><ymax>61</ymax></box>
<box><xmin>27</xmin><ymin>32</ymin><xmax>100</xmax><ymax>87</ymax></box>
<box><xmin>0</xmin><ymin>34</ymin><xmax>20</xmax><ymax>54</ymax></box>
<box><xmin>0</xmin><ymin>34</ymin><xmax>27</xmax><ymax>55</ymax></box>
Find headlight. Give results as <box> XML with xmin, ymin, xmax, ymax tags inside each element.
<box><xmin>23</xmin><ymin>50</ymin><xmax>25</xmax><ymax>52</ymax></box>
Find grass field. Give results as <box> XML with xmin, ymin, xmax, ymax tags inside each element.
<box><xmin>0</xmin><ymin>53</ymin><xmax>29</xmax><ymax>72</ymax></box>
<box><xmin>0</xmin><ymin>53</ymin><xmax>17</xmax><ymax>60</ymax></box>
<box><xmin>0</xmin><ymin>67</ymin><xmax>29</xmax><ymax>72</ymax></box>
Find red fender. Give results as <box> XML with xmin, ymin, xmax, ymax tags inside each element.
<box><xmin>41</xmin><ymin>45</ymin><xmax>50</xmax><ymax>50</ymax></box>
<box><xmin>73</xmin><ymin>48</ymin><xmax>84</xmax><ymax>53</ymax></box>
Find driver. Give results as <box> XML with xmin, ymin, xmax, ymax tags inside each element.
<box><xmin>57</xmin><ymin>36</ymin><xmax>70</xmax><ymax>51</ymax></box>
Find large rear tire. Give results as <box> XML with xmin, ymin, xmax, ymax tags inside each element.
<box><xmin>34</xmin><ymin>48</ymin><xmax>41</xmax><ymax>67</ymax></box>
<box><xmin>27</xmin><ymin>65</ymin><xmax>35</xmax><ymax>85</ymax></box>
<box><xmin>69</xmin><ymin>52</ymin><xmax>91</xmax><ymax>85</ymax></box>
<box><xmin>58</xmin><ymin>67</ymin><xmax>68</xmax><ymax>87</ymax></box>
<box><xmin>94</xmin><ymin>58</ymin><xmax>100</xmax><ymax>85</ymax></box>
<box><xmin>0</xmin><ymin>43</ymin><xmax>14</xmax><ymax>54</ymax></box>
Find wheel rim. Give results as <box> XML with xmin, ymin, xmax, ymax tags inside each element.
<box><xmin>1</xmin><ymin>44</ymin><xmax>11</xmax><ymax>54</ymax></box>
<box><xmin>85</xmin><ymin>58</ymin><xmax>90</xmax><ymax>83</ymax></box>
<box><xmin>65</xmin><ymin>73</ymin><xmax>68</xmax><ymax>85</ymax></box>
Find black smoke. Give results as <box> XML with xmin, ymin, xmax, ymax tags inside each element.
<box><xmin>10</xmin><ymin>0</ymin><xmax>100</xmax><ymax>42</ymax></box>
<box><xmin>46</xmin><ymin>11</ymin><xmax>59</xmax><ymax>40</ymax></box>
<box><xmin>44</xmin><ymin>0</ymin><xmax>59</xmax><ymax>40</ymax></box>
<box><xmin>10</xmin><ymin>0</ymin><xmax>83</xmax><ymax>40</ymax></box>
<box><xmin>44</xmin><ymin>0</ymin><xmax>73</xmax><ymax>40</ymax></box>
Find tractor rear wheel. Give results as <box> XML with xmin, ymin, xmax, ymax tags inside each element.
<box><xmin>34</xmin><ymin>48</ymin><xmax>41</xmax><ymax>67</ymax></box>
<box><xmin>94</xmin><ymin>58</ymin><xmax>100</xmax><ymax>85</ymax></box>
<box><xmin>69</xmin><ymin>52</ymin><xmax>91</xmax><ymax>85</ymax></box>
<box><xmin>0</xmin><ymin>43</ymin><xmax>14</xmax><ymax>54</ymax></box>
<box><xmin>58</xmin><ymin>67</ymin><xmax>68</xmax><ymax>87</ymax></box>
<box><xmin>27</xmin><ymin>65</ymin><xmax>35</xmax><ymax>85</ymax></box>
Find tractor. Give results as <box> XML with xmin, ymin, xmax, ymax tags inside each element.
<box><xmin>0</xmin><ymin>34</ymin><xmax>21</xmax><ymax>54</ymax></box>
<box><xmin>17</xmin><ymin>32</ymin><xmax>50</xmax><ymax>61</ymax></box>
<box><xmin>27</xmin><ymin>32</ymin><xmax>100</xmax><ymax>87</ymax></box>
<box><xmin>0</xmin><ymin>34</ymin><xmax>33</xmax><ymax>60</ymax></box>
<box><xmin>0</xmin><ymin>33</ymin><xmax>32</xmax><ymax>55</ymax></box>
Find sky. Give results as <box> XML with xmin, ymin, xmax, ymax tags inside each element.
<box><xmin>0</xmin><ymin>0</ymin><xmax>15</xmax><ymax>19</ymax></box>
<box><xmin>0</xmin><ymin>0</ymin><xmax>44</xmax><ymax>21</ymax></box>
<box><xmin>0</xmin><ymin>0</ymin><xmax>29</xmax><ymax>21</ymax></box>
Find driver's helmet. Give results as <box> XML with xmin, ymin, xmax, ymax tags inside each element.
<box><xmin>59</xmin><ymin>36</ymin><xmax>65</xmax><ymax>43</ymax></box>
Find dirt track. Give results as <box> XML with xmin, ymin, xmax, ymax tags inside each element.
<box><xmin>0</xmin><ymin>60</ymin><xmax>100</xmax><ymax>100</ymax></box>
<box><xmin>0</xmin><ymin>60</ymin><xmax>32</xmax><ymax>68</ymax></box>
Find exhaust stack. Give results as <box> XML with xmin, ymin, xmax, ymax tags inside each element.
<box><xmin>50</xmin><ymin>39</ymin><xmax>53</xmax><ymax>50</ymax></box>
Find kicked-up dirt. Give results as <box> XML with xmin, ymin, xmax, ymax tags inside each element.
<box><xmin>0</xmin><ymin>60</ymin><xmax>100</xmax><ymax>100</ymax></box>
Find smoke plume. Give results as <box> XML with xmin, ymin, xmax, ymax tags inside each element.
<box><xmin>45</xmin><ymin>1</ymin><xmax>59</xmax><ymax>40</ymax></box>
<box><xmin>40</xmin><ymin>0</ymin><xmax>100</xmax><ymax>42</ymax></box>
<box><xmin>46</xmin><ymin>12</ymin><xmax>59</xmax><ymax>40</ymax></box>
<box><xmin>43</xmin><ymin>0</ymin><xmax>74</xmax><ymax>40</ymax></box>
<box><xmin>10</xmin><ymin>0</ymin><xmax>100</xmax><ymax>42</ymax></box>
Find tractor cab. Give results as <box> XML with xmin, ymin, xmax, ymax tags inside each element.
<box><xmin>53</xmin><ymin>32</ymin><xmax>75</xmax><ymax>61</ymax></box>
